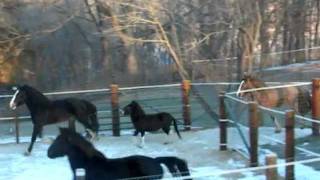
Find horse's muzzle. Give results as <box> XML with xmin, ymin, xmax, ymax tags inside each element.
<box><xmin>9</xmin><ymin>103</ymin><xmax>17</xmax><ymax>110</ymax></box>
<box><xmin>119</xmin><ymin>109</ymin><xmax>125</xmax><ymax>116</ymax></box>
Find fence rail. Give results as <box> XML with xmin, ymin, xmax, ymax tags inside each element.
<box><xmin>219</xmin><ymin>78</ymin><xmax>320</xmax><ymax>180</ymax></box>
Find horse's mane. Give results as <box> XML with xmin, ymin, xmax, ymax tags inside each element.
<box><xmin>131</xmin><ymin>101</ymin><xmax>146</xmax><ymax>116</ymax></box>
<box><xmin>245</xmin><ymin>75</ymin><xmax>267</xmax><ymax>88</ymax></box>
<box><xmin>60</xmin><ymin>128</ymin><xmax>105</xmax><ymax>159</ymax></box>
<box><xmin>20</xmin><ymin>85</ymin><xmax>50</xmax><ymax>106</ymax></box>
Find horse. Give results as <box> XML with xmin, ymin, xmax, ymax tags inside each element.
<box><xmin>9</xmin><ymin>85</ymin><xmax>99</xmax><ymax>155</ymax></box>
<box><xmin>47</xmin><ymin>128</ymin><xmax>191</xmax><ymax>180</ymax></box>
<box><xmin>123</xmin><ymin>101</ymin><xmax>182</xmax><ymax>147</ymax></box>
<box><xmin>236</xmin><ymin>74</ymin><xmax>311</xmax><ymax>132</ymax></box>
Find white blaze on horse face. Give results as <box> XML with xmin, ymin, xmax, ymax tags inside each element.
<box><xmin>9</xmin><ymin>90</ymin><xmax>20</xmax><ymax>110</ymax></box>
<box><xmin>236</xmin><ymin>81</ymin><xmax>245</xmax><ymax>97</ymax></box>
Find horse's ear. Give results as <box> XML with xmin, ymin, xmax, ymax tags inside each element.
<box><xmin>243</xmin><ymin>72</ymin><xmax>250</xmax><ymax>80</ymax></box>
<box><xmin>131</xmin><ymin>100</ymin><xmax>137</xmax><ymax>105</ymax></box>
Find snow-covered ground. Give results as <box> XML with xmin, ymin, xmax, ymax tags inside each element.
<box><xmin>0</xmin><ymin>128</ymin><xmax>320</xmax><ymax>179</ymax></box>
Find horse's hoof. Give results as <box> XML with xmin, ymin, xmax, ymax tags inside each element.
<box><xmin>163</xmin><ymin>142</ymin><xmax>173</xmax><ymax>145</ymax></box>
<box><xmin>24</xmin><ymin>151</ymin><xmax>31</xmax><ymax>156</ymax></box>
<box><xmin>275</xmin><ymin>129</ymin><xmax>282</xmax><ymax>133</ymax></box>
<box><xmin>299</xmin><ymin>125</ymin><xmax>306</xmax><ymax>130</ymax></box>
<box><xmin>85</xmin><ymin>129</ymin><xmax>97</xmax><ymax>141</ymax></box>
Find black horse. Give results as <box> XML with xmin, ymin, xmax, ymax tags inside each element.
<box><xmin>47</xmin><ymin>128</ymin><xmax>191</xmax><ymax>180</ymax></box>
<box><xmin>123</xmin><ymin>101</ymin><xmax>182</xmax><ymax>147</ymax></box>
<box><xmin>9</xmin><ymin>85</ymin><xmax>99</xmax><ymax>155</ymax></box>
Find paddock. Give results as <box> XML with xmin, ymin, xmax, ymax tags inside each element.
<box><xmin>1</xmin><ymin>81</ymin><xmax>320</xmax><ymax>179</ymax></box>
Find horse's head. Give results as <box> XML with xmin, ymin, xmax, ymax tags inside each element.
<box><xmin>9</xmin><ymin>85</ymin><xmax>27</xmax><ymax>110</ymax></box>
<box><xmin>237</xmin><ymin>74</ymin><xmax>256</xmax><ymax>98</ymax></box>
<box><xmin>48</xmin><ymin>127</ymin><xmax>102</xmax><ymax>159</ymax></box>
<box><xmin>122</xmin><ymin>101</ymin><xmax>139</xmax><ymax>116</ymax></box>
<box><xmin>9</xmin><ymin>84</ymin><xmax>49</xmax><ymax>110</ymax></box>
<box><xmin>47</xmin><ymin>128</ymin><xmax>72</xmax><ymax>158</ymax></box>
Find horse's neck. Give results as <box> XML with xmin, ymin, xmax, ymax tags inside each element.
<box><xmin>68</xmin><ymin>148</ymin><xmax>88</xmax><ymax>169</ymax></box>
<box><xmin>71</xmin><ymin>143</ymin><xmax>106</xmax><ymax>162</ymax></box>
<box><xmin>253</xmin><ymin>85</ymin><xmax>278</xmax><ymax>106</ymax></box>
<box><xmin>25</xmin><ymin>89</ymin><xmax>50</xmax><ymax>111</ymax></box>
<box><xmin>132</xmin><ymin>105</ymin><xmax>146</xmax><ymax>119</ymax></box>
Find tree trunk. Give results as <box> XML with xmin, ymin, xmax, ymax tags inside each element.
<box><xmin>237</xmin><ymin>1</ymin><xmax>261</xmax><ymax>76</ymax></box>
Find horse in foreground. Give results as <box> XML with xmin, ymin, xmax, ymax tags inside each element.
<box><xmin>47</xmin><ymin>128</ymin><xmax>191</xmax><ymax>180</ymax></box>
<box><xmin>9</xmin><ymin>85</ymin><xmax>99</xmax><ymax>155</ymax></box>
<box><xmin>123</xmin><ymin>101</ymin><xmax>182</xmax><ymax>147</ymax></box>
<box><xmin>237</xmin><ymin>74</ymin><xmax>311</xmax><ymax>132</ymax></box>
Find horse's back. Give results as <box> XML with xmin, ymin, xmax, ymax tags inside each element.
<box><xmin>121</xmin><ymin>155</ymin><xmax>163</xmax><ymax>178</ymax></box>
<box><xmin>136</xmin><ymin>113</ymin><xmax>172</xmax><ymax>131</ymax></box>
<box><xmin>61</xmin><ymin>98</ymin><xmax>96</xmax><ymax>114</ymax></box>
<box><xmin>88</xmin><ymin>155</ymin><xmax>162</xmax><ymax>180</ymax></box>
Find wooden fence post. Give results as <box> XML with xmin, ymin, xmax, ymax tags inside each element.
<box><xmin>76</xmin><ymin>168</ymin><xmax>85</xmax><ymax>180</ymax></box>
<box><xmin>219</xmin><ymin>91</ymin><xmax>228</xmax><ymax>151</ymax></box>
<box><xmin>249</xmin><ymin>102</ymin><xmax>259</xmax><ymax>167</ymax></box>
<box><xmin>14</xmin><ymin>114</ymin><xmax>20</xmax><ymax>144</ymax></box>
<box><xmin>285</xmin><ymin>110</ymin><xmax>295</xmax><ymax>180</ymax></box>
<box><xmin>111</xmin><ymin>84</ymin><xmax>120</xmax><ymax>136</ymax></box>
<box><xmin>312</xmin><ymin>78</ymin><xmax>320</xmax><ymax>136</ymax></box>
<box><xmin>181</xmin><ymin>80</ymin><xmax>191</xmax><ymax>130</ymax></box>
<box><xmin>265</xmin><ymin>153</ymin><xmax>278</xmax><ymax>180</ymax></box>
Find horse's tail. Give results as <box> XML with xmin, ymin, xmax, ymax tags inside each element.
<box><xmin>171</xmin><ymin>115</ymin><xmax>182</xmax><ymax>139</ymax></box>
<box><xmin>155</xmin><ymin>157</ymin><xmax>191</xmax><ymax>179</ymax></box>
<box><xmin>297</xmin><ymin>87</ymin><xmax>311</xmax><ymax>116</ymax></box>
<box><xmin>65</xmin><ymin>98</ymin><xmax>99</xmax><ymax>133</ymax></box>
<box><xmin>84</xmin><ymin>100</ymin><xmax>99</xmax><ymax>133</ymax></box>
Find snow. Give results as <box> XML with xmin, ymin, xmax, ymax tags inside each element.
<box><xmin>0</xmin><ymin>128</ymin><xmax>320</xmax><ymax>179</ymax></box>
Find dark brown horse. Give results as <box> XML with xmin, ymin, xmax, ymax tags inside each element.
<box><xmin>9</xmin><ymin>85</ymin><xmax>99</xmax><ymax>155</ymax></box>
<box><xmin>123</xmin><ymin>101</ymin><xmax>182</xmax><ymax>147</ymax></box>
<box><xmin>237</xmin><ymin>75</ymin><xmax>311</xmax><ymax>132</ymax></box>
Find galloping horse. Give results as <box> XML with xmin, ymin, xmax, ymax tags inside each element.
<box><xmin>123</xmin><ymin>101</ymin><xmax>182</xmax><ymax>147</ymax></box>
<box><xmin>47</xmin><ymin>128</ymin><xmax>191</xmax><ymax>180</ymax></box>
<box><xmin>237</xmin><ymin>75</ymin><xmax>311</xmax><ymax>132</ymax></box>
<box><xmin>9</xmin><ymin>85</ymin><xmax>99</xmax><ymax>155</ymax></box>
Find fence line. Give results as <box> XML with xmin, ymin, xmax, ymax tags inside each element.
<box><xmin>192</xmin><ymin>46</ymin><xmax>320</xmax><ymax>63</ymax></box>
<box><xmin>224</xmin><ymin>94</ymin><xmax>249</xmax><ymax>104</ymax></box>
<box><xmin>226</xmin><ymin>90</ymin><xmax>320</xmax><ymax>125</ymax></box>
<box><xmin>260</xmin><ymin>135</ymin><xmax>320</xmax><ymax>158</ymax></box>
<box><xmin>1</xmin><ymin>81</ymin><xmax>311</xmax><ymax>99</ymax></box>
<box><xmin>228</xmin><ymin>82</ymin><xmax>311</xmax><ymax>96</ymax></box>
<box><xmin>227</xmin><ymin>117</ymin><xmax>320</xmax><ymax>158</ymax></box>
<box><xmin>0</xmin><ymin>84</ymin><xmax>182</xmax><ymax>98</ymax></box>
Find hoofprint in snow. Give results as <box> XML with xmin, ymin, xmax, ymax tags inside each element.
<box><xmin>0</xmin><ymin>128</ymin><xmax>319</xmax><ymax>180</ymax></box>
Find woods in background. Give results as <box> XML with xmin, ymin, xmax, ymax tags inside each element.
<box><xmin>0</xmin><ymin>0</ymin><xmax>320</xmax><ymax>90</ymax></box>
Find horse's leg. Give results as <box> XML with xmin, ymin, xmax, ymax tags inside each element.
<box><xmin>38</xmin><ymin>128</ymin><xmax>43</xmax><ymax>138</ymax></box>
<box><xmin>138</xmin><ymin>131</ymin><xmax>145</xmax><ymax>148</ymax></box>
<box><xmin>272</xmin><ymin>116</ymin><xmax>282</xmax><ymax>133</ymax></box>
<box><xmin>162</xmin><ymin>127</ymin><xmax>170</xmax><ymax>135</ymax></box>
<box><xmin>68</xmin><ymin>118</ymin><xmax>76</xmax><ymax>131</ymax></box>
<box><xmin>132</xmin><ymin>130</ymin><xmax>139</xmax><ymax>145</ymax></box>
<box><xmin>162</xmin><ymin>127</ymin><xmax>172</xmax><ymax>144</ymax></box>
<box><xmin>25</xmin><ymin>125</ymin><xmax>41</xmax><ymax>156</ymax></box>
<box><xmin>76</xmin><ymin>116</ymin><xmax>97</xmax><ymax>141</ymax></box>
<box><xmin>294</xmin><ymin>99</ymin><xmax>307</xmax><ymax>129</ymax></box>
